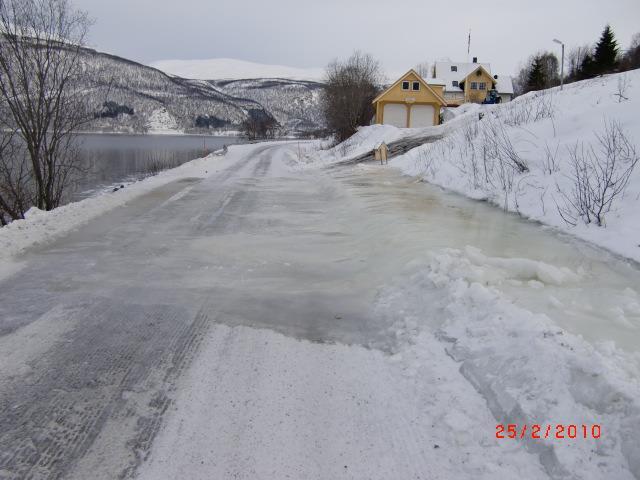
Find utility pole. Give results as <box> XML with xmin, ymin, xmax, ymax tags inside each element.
<box><xmin>553</xmin><ymin>38</ymin><xmax>565</xmax><ymax>90</ymax></box>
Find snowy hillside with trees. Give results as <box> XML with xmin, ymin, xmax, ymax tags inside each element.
<box><xmin>75</xmin><ymin>47</ymin><xmax>325</xmax><ymax>135</ymax></box>
<box><xmin>210</xmin><ymin>78</ymin><xmax>325</xmax><ymax>134</ymax></box>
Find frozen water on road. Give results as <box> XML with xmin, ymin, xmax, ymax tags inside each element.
<box><xmin>1</xmin><ymin>143</ymin><xmax>639</xmax><ymax>479</ymax></box>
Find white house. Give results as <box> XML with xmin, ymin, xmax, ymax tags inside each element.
<box><xmin>433</xmin><ymin>58</ymin><xmax>514</xmax><ymax>106</ymax></box>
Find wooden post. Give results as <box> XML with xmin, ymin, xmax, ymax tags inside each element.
<box><xmin>376</xmin><ymin>142</ymin><xmax>389</xmax><ymax>165</ymax></box>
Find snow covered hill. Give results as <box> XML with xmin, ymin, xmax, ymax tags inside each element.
<box><xmin>150</xmin><ymin>58</ymin><xmax>324</xmax><ymax>82</ymax></box>
<box><xmin>75</xmin><ymin>48</ymin><xmax>325</xmax><ymax>135</ymax></box>
<box><xmin>210</xmin><ymin>78</ymin><xmax>324</xmax><ymax>133</ymax></box>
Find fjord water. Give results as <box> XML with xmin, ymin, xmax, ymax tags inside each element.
<box><xmin>68</xmin><ymin>133</ymin><xmax>244</xmax><ymax>202</ymax></box>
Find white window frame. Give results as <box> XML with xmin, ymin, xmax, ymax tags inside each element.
<box><xmin>479</xmin><ymin>82</ymin><xmax>486</xmax><ymax>90</ymax></box>
<box><xmin>402</xmin><ymin>81</ymin><xmax>410</xmax><ymax>90</ymax></box>
<box><xmin>412</xmin><ymin>81</ymin><xmax>420</xmax><ymax>91</ymax></box>
<box><xmin>470</xmin><ymin>82</ymin><xmax>478</xmax><ymax>90</ymax></box>
<box><xmin>452</xmin><ymin>80</ymin><xmax>459</xmax><ymax>87</ymax></box>
<box><xmin>451</xmin><ymin>66</ymin><xmax>458</xmax><ymax>72</ymax></box>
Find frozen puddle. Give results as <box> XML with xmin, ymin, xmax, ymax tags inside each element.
<box><xmin>137</xmin><ymin>324</ymin><xmax>548</xmax><ymax>480</ymax></box>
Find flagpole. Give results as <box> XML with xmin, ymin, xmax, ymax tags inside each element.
<box><xmin>466</xmin><ymin>29</ymin><xmax>471</xmax><ymax>103</ymax></box>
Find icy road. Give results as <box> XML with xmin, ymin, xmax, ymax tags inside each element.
<box><xmin>1</xmin><ymin>144</ymin><xmax>640</xmax><ymax>479</ymax></box>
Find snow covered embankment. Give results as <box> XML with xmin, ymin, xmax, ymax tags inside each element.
<box><xmin>392</xmin><ymin>71</ymin><xmax>640</xmax><ymax>263</ymax></box>
<box><xmin>308</xmin><ymin>72</ymin><xmax>640</xmax><ymax>262</ymax></box>
<box><xmin>0</xmin><ymin>145</ymin><xmax>249</xmax><ymax>281</ymax></box>
<box><xmin>377</xmin><ymin>249</ymin><xmax>640</xmax><ymax>480</ymax></box>
<box><xmin>296</xmin><ymin>103</ymin><xmax>481</xmax><ymax>169</ymax></box>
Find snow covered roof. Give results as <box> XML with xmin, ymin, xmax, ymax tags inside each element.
<box><xmin>427</xmin><ymin>78</ymin><xmax>446</xmax><ymax>86</ymax></box>
<box><xmin>433</xmin><ymin>61</ymin><xmax>513</xmax><ymax>95</ymax></box>
<box><xmin>435</xmin><ymin>61</ymin><xmax>491</xmax><ymax>92</ymax></box>
<box><xmin>494</xmin><ymin>75</ymin><xmax>514</xmax><ymax>95</ymax></box>
<box><xmin>372</xmin><ymin>69</ymin><xmax>447</xmax><ymax>106</ymax></box>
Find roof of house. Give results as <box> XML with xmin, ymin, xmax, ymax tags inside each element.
<box><xmin>372</xmin><ymin>69</ymin><xmax>447</xmax><ymax>106</ymax></box>
<box><xmin>434</xmin><ymin>61</ymin><xmax>513</xmax><ymax>95</ymax></box>
<box><xmin>494</xmin><ymin>75</ymin><xmax>514</xmax><ymax>95</ymax></box>
<box><xmin>427</xmin><ymin>78</ymin><xmax>446</xmax><ymax>86</ymax></box>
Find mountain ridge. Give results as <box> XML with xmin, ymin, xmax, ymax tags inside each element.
<box><xmin>76</xmin><ymin>47</ymin><xmax>325</xmax><ymax>135</ymax></box>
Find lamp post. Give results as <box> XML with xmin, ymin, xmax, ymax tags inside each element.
<box><xmin>553</xmin><ymin>38</ymin><xmax>565</xmax><ymax>90</ymax></box>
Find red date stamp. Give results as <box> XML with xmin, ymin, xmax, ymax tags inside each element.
<box><xmin>496</xmin><ymin>424</ymin><xmax>601</xmax><ymax>440</ymax></box>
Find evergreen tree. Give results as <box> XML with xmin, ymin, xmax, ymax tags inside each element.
<box><xmin>577</xmin><ymin>54</ymin><xmax>595</xmax><ymax>80</ymax></box>
<box><xmin>525</xmin><ymin>56</ymin><xmax>546</xmax><ymax>92</ymax></box>
<box><xmin>593</xmin><ymin>24</ymin><xmax>619</xmax><ymax>74</ymax></box>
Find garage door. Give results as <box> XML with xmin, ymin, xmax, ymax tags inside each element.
<box><xmin>383</xmin><ymin>104</ymin><xmax>407</xmax><ymax>128</ymax></box>
<box><xmin>410</xmin><ymin>105</ymin><xmax>435</xmax><ymax>127</ymax></box>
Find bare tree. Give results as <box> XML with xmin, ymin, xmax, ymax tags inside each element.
<box><xmin>614</xmin><ymin>74</ymin><xmax>630</xmax><ymax>103</ymax></box>
<box><xmin>556</xmin><ymin>120</ymin><xmax>639</xmax><ymax>227</ymax></box>
<box><xmin>514</xmin><ymin>51</ymin><xmax>560</xmax><ymax>95</ymax></box>
<box><xmin>0</xmin><ymin>130</ymin><xmax>32</xmax><ymax>224</ymax></box>
<box><xmin>0</xmin><ymin>0</ymin><xmax>91</xmax><ymax>219</ymax></box>
<box><xmin>414</xmin><ymin>61</ymin><xmax>430</xmax><ymax>79</ymax></box>
<box><xmin>240</xmin><ymin>110</ymin><xmax>279</xmax><ymax>140</ymax></box>
<box><xmin>620</xmin><ymin>33</ymin><xmax>640</xmax><ymax>71</ymax></box>
<box><xmin>567</xmin><ymin>44</ymin><xmax>592</xmax><ymax>81</ymax></box>
<box><xmin>321</xmin><ymin>51</ymin><xmax>382</xmax><ymax>142</ymax></box>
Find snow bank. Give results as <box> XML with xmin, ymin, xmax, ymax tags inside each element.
<box><xmin>463</xmin><ymin>246</ymin><xmax>581</xmax><ymax>286</ymax></box>
<box><xmin>0</xmin><ymin>144</ymin><xmax>253</xmax><ymax>281</ymax></box>
<box><xmin>298</xmin><ymin>103</ymin><xmax>483</xmax><ymax>170</ymax></box>
<box><xmin>377</xmin><ymin>249</ymin><xmax>640</xmax><ymax>479</ymax></box>
<box><xmin>390</xmin><ymin>70</ymin><xmax>640</xmax><ymax>263</ymax></box>
<box><xmin>322</xmin><ymin>124</ymin><xmax>404</xmax><ymax>161</ymax></box>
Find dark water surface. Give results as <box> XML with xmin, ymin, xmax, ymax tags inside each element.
<box><xmin>69</xmin><ymin>133</ymin><xmax>245</xmax><ymax>202</ymax></box>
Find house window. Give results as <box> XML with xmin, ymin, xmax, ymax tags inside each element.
<box><xmin>471</xmin><ymin>82</ymin><xmax>478</xmax><ymax>90</ymax></box>
<box><xmin>451</xmin><ymin>66</ymin><xmax>458</xmax><ymax>72</ymax></box>
<box><xmin>412</xmin><ymin>81</ymin><xmax>420</xmax><ymax>91</ymax></box>
<box><xmin>479</xmin><ymin>82</ymin><xmax>486</xmax><ymax>90</ymax></box>
<box><xmin>402</xmin><ymin>81</ymin><xmax>410</xmax><ymax>90</ymax></box>
<box><xmin>452</xmin><ymin>80</ymin><xmax>459</xmax><ymax>87</ymax></box>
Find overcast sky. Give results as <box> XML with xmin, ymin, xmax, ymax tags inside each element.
<box><xmin>75</xmin><ymin>0</ymin><xmax>639</xmax><ymax>77</ymax></box>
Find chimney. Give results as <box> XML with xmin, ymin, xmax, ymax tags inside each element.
<box><xmin>472</xmin><ymin>57</ymin><xmax>478</xmax><ymax>63</ymax></box>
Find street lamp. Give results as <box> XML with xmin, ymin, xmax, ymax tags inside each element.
<box><xmin>553</xmin><ymin>38</ymin><xmax>565</xmax><ymax>90</ymax></box>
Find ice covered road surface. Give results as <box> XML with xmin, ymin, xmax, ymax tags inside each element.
<box><xmin>1</xmin><ymin>144</ymin><xmax>640</xmax><ymax>479</ymax></box>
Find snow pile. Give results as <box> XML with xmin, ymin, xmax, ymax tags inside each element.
<box><xmin>391</xmin><ymin>70</ymin><xmax>640</xmax><ymax>262</ymax></box>
<box><xmin>288</xmin><ymin>125</ymin><xmax>405</xmax><ymax>170</ymax></box>
<box><xmin>462</xmin><ymin>246</ymin><xmax>581</xmax><ymax>286</ymax></box>
<box><xmin>376</xmin><ymin>248</ymin><xmax>640</xmax><ymax>479</ymax></box>
<box><xmin>0</xmin><ymin>145</ymin><xmax>253</xmax><ymax>281</ymax></box>
<box><xmin>323</xmin><ymin>124</ymin><xmax>404</xmax><ymax>159</ymax></box>
<box><xmin>299</xmin><ymin>104</ymin><xmax>483</xmax><ymax>169</ymax></box>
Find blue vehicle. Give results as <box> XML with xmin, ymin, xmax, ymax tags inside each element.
<box><xmin>482</xmin><ymin>89</ymin><xmax>502</xmax><ymax>104</ymax></box>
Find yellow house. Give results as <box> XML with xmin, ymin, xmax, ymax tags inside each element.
<box><xmin>460</xmin><ymin>65</ymin><xmax>496</xmax><ymax>103</ymax></box>
<box><xmin>372</xmin><ymin>70</ymin><xmax>446</xmax><ymax>128</ymax></box>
